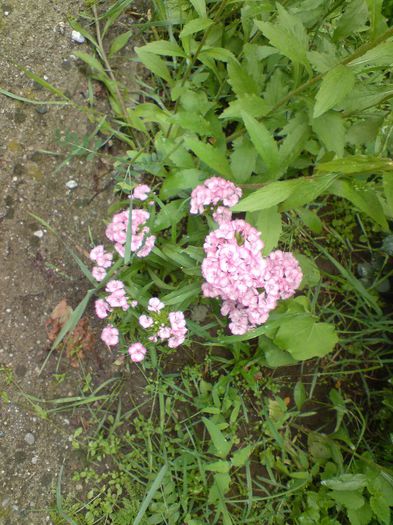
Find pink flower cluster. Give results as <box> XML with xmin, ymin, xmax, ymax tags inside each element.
<box><xmin>105</xmin><ymin>208</ymin><xmax>155</xmax><ymax>258</ymax></box>
<box><xmin>190</xmin><ymin>177</ymin><xmax>242</xmax><ymax>215</ymax></box>
<box><xmin>190</xmin><ymin>178</ymin><xmax>303</xmax><ymax>335</ymax></box>
<box><xmin>130</xmin><ymin>184</ymin><xmax>150</xmax><ymax>201</ymax></box>
<box><xmin>90</xmin><ymin>245</ymin><xmax>113</xmax><ymax>282</ymax></box>
<box><xmin>138</xmin><ymin>298</ymin><xmax>187</xmax><ymax>349</ymax></box>
<box><xmin>95</xmin><ymin>279</ymin><xmax>137</xmax><ymax>321</ymax></box>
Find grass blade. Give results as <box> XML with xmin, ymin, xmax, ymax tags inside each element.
<box><xmin>133</xmin><ymin>463</ymin><xmax>168</xmax><ymax>525</ymax></box>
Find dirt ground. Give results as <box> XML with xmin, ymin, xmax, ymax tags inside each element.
<box><xmin>0</xmin><ymin>1</ymin><xmax>140</xmax><ymax>522</ymax></box>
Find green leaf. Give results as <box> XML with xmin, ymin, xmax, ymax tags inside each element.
<box><xmin>160</xmin><ymin>169</ymin><xmax>204</xmax><ymax>199</ymax></box>
<box><xmin>333</xmin><ymin>0</ymin><xmax>368</xmax><ymax>41</ymax></box>
<box><xmin>233</xmin><ymin>179</ymin><xmax>299</xmax><ymax>212</ymax></box>
<box><xmin>230</xmin><ymin>137</ymin><xmax>257</xmax><ymax>183</ymax></box>
<box><xmin>227</xmin><ymin>60</ymin><xmax>259</xmax><ymax>96</ymax></box>
<box><xmin>205</xmin><ymin>461</ymin><xmax>231</xmax><ymax>473</ymax></box>
<box><xmin>297</xmin><ymin>208</ymin><xmax>323</xmax><ymax>234</ymax></box>
<box><xmin>322</xmin><ymin>474</ymin><xmax>368</xmax><ymax>491</ymax></box>
<box><xmin>317</xmin><ymin>155</ymin><xmax>393</xmax><ymax>174</ymax></box>
<box><xmin>312</xmin><ymin>112</ymin><xmax>345</xmax><ymax>157</ymax></box>
<box><xmin>231</xmin><ymin>445</ymin><xmax>253</xmax><ymax>467</ymax></box>
<box><xmin>199</xmin><ymin>47</ymin><xmax>236</xmax><ymax>62</ymax></box>
<box><xmin>171</xmin><ymin>110</ymin><xmax>211</xmax><ymax>135</ymax></box>
<box><xmin>189</xmin><ymin>0</ymin><xmax>206</xmax><ymax>17</ymax></box>
<box><xmin>109</xmin><ymin>30</ymin><xmax>133</xmax><ymax>56</ymax></box>
<box><xmin>241</xmin><ymin>111</ymin><xmax>281</xmax><ymax>178</ymax></box>
<box><xmin>370</xmin><ymin>495</ymin><xmax>391</xmax><ymax>525</ymax></box>
<box><xmin>255</xmin><ymin>6</ymin><xmax>309</xmax><ymax>66</ymax></box>
<box><xmin>313</xmin><ymin>65</ymin><xmax>355</xmax><ymax>118</ymax></box>
<box><xmin>153</xmin><ymin>200</ymin><xmax>187</xmax><ymax>231</ymax></box>
<box><xmin>180</xmin><ymin>17</ymin><xmax>213</xmax><ymax>38</ymax></box>
<box><xmin>279</xmin><ymin>174</ymin><xmax>337</xmax><ymax>210</ymax></box>
<box><xmin>348</xmin><ymin>503</ymin><xmax>373</xmax><ymax>525</ymax></box>
<box><xmin>247</xmin><ymin>207</ymin><xmax>282</xmax><ymax>255</ymax></box>
<box><xmin>294</xmin><ymin>381</ymin><xmax>307</xmax><ymax>410</ymax></box>
<box><xmin>133</xmin><ymin>464</ymin><xmax>168</xmax><ymax>525</ymax></box>
<box><xmin>184</xmin><ymin>137</ymin><xmax>232</xmax><ymax>177</ymax></box>
<box><xmin>330</xmin><ymin>490</ymin><xmax>365</xmax><ymax>510</ymax></box>
<box><xmin>274</xmin><ymin>315</ymin><xmax>338</xmax><ymax>361</ymax></box>
<box><xmin>137</xmin><ymin>40</ymin><xmax>186</xmax><ymax>57</ymax></box>
<box><xmin>74</xmin><ymin>51</ymin><xmax>106</xmax><ymax>76</ymax></box>
<box><xmin>296</xmin><ymin>253</ymin><xmax>321</xmax><ymax>288</ymax></box>
<box><xmin>135</xmin><ymin>49</ymin><xmax>172</xmax><ymax>82</ymax></box>
<box><xmin>202</xmin><ymin>418</ymin><xmax>232</xmax><ymax>459</ymax></box>
<box><xmin>260</xmin><ymin>336</ymin><xmax>297</xmax><ymax>367</ymax></box>
<box><xmin>220</xmin><ymin>94</ymin><xmax>269</xmax><ymax>120</ymax></box>
<box><xmin>349</xmin><ymin>41</ymin><xmax>393</xmax><ymax>67</ymax></box>
<box><xmin>329</xmin><ymin>179</ymin><xmax>389</xmax><ymax>231</ymax></box>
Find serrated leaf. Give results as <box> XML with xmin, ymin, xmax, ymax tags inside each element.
<box><xmin>312</xmin><ymin>112</ymin><xmax>345</xmax><ymax>157</ymax></box>
<box><xmin>313</xmin><ymin>65</ymin><xmax>355</xmax><ymax>118</ymax></box>
<box><xmin>322</xmin><ymin>474</ymin><xmax>368</xmax><ymax>491</ymax></box>
<box><xmin>74</xmin><ymin>51</ymin><xmax>106</xmax><ymax>76</ymax></box>
<box><xmin>205</xmin><ymin>461</ymin><xmax>231</xmax><ymax>473</ymax></box>
<box><xmin>330</xmin><ymin>490</ymin><xmax>365</xmax><ymax>510</ymax></box>
<box><xmin>231</xmin><ymin>445</ymin><xmax>253</xmax><ymax>467</ymax></box>
<box><xmin>241</xmin><ymin>112</ymin><xmax>281</xmax><ymax>178</ymax></box>
<box><xmin>279</xmin><ymin>174</ymin><xmax>337</xmax><ymax>211</ymax></box>
<box><xmin>370</xmin><ymin>495</ymin><xmax>391</xmax><ymax>524</ymax></box>
<box><xmin>349</xmin><ymin>41</ymin><xmax>393</xmax><ymax>67</ymax></box>
<box><xmin>109</xmin><ymin>30</ymin><xmax>133</xmax><ymax>56</ymax></box>
<box><xmin>184</xmin><ymin>137</ymin><xmax>232</xmax><ymax>177</ymax></box>
<box><xmin>171</xmin><ymin>111</ymin><xmax>211</xmax><ymax>135</ymax></box>
<box><xmin>317</xmin><ymin>155</ymin><xmax>393</xmax><ymax>174</ymax></box>
<box><xmin>333</xmin><ymin>0</ymin><xmax>368</xmax><ymax>41</ymax></box>
<box><xmin>137</xmin><ymin>40</ymin><xmax>186</xmax><ymax>57</ymax></box>
<box><xmin>227</xmin><ymin>60</ymin><xmax>259</xmax><ymax>96</ymax></box>
<box><xmin>247</xmin><ymin>207</ymin><xmax>282</xmax><ymax>255</ymax></box>
<box><xmin>220</xmin><ymin>94</ymin><xmax>269</xmax><ymax>120</ymax></box>
<box><xmin>136</xmin><ymin>49</ymin><xmax>172</xmax><ymax>83</ymax></box>
<box><xmin>203</xmin><ymin>417</ymin><xmax>231</xmax><ymax>459</ymax></box>
<box><xmin>199</xmin><ymin>47</ymin><xmax>236</xmax><ymax>62</ymax></box>
<box><xmin>189</xmin><ymin>0</ymin><xmax>206</xmax><ymax>17</ymax></box>
<box><xmin>180</xmin><ymin>17</ymin><xmax>213</xmax><ymax>38</ymax></box>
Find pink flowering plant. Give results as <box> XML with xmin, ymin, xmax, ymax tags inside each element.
<box><xmin>87</xmin><ymin>177</ymin><xmax>337</xmax><ymax>368</ymax></box>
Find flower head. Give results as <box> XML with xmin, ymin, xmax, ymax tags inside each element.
<box><xmin>148</xmin><ymin>297</ymin><xmax>165</xmax><ymax>312</ymax></box>
<box><xmin>128</xmin><ymin>342</ymin><xmax>147</xmax><ymax>362</ymax></box>
<box><xmin>101</xmin><ymin>325</ymin><xmax>119</xmax><ymax>347</ymax></box>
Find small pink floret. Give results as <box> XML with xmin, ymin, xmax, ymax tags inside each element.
<box><xmin>128</xmin><ymin>342</ymin><xmax>147</xmax><ymax>362</ymax></box>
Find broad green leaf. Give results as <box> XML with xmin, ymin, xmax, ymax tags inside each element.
<box><xmin>317</xmin><ymin>155</ymin><xmax>393</xmax><ymax>174</ymax></box>
<box><xmin>274</xmin><ymin>315</ymin><xmax>338</xmax><ymax>360</ymax></box>
<box><xmin>307</xmin><ymin>50</ymin><xmax>339</xmax><ymax>73</ymax></box>
<box><xmin>109</xmin><ymin>30</ymin><xmax>133</xmax><ymax>56</ymax></box>
<box><xmin>365</xmin><ymin>0</ymin><xmax>387</xmax><ymax>39</ymax></box>
<box><xmin>74</xmin><ymin>51</ymin><xmax>106</xmax><ymax>76</ymax></box>
<box><xmin>199</xmin><ymin>47</ymin><xmax>236</xmax><ymax>62</ymax></box>
<box><xmin>279</xmin><ymin>174</ymin><xmax>337</xmax><ymax>211</ymax></box>
<box><xmin>370</xmin><ymin>495</ymin><xmax>391</xmax><ymax>525</ymax></box>
<box><xmin>247</xmin><ymin>207</ymin><xmax>282</xmax><ymax>255</ymax></box>
<box><xmin>205</xmin><ymin>461</ymin><xmax>231</xmax><ymax>473</ymax></box>
<box><xmin>189</xmin><ymin>0</ymin><xmax>206</xmax><ymax>17</ymax></box>
<box><xmin>171</xmin><ymin>111</ymin><xmax>211</xmax><ymax>135</ymax></box>
<box><xmin>184</xmin><ymin>137</ymin><xmax>232</xmax><ymax>177</ymax></box>
<box><xmin>231</xmin><ymin>445</ymin><xmax>253</xmax><ymax>467</ymax></box>
<box><xmin>349</xmin><ymin>41</ymin><xmax>393</xmax><ymax>67</ymax></box>
<box><xmin>313</xmin><ymin>65</ymin><xmax>355</xmax><ymax>118</ymax></box>
<box><xmin>312</xmin><ymin>112</ymin><xmax>345</xmax><ymax>157</ymax></box>
<box><xmin>348</xmin><ymin>503</ymin><xmax>373</xmax><ymax>525</ymax></box>
<box><xmin>136</xmin><ymin>50</ymin><xmax>172</xmax><ymax>83</ymax></box>
<box><xmin>329</xmin><ymin>179</ymin><xmax>389</xmax><ymax>231</ymax></box>
<box><xmin>296</xmin><ymin>253</ymin><xmax>321</xmax><ymax>288</ymax></box>
<box><xmin>341</xmin><ymin>85</ymin><xmax>393</xmax><ymax>113</ymax></box>
<box><xmin>233</xmin><ymin>179</ymin><xmax>301</xmax><ymax>212</ymax></box>
<box><xmin>133</xmin><ymin>464</ymin><xmax>168</xmax><ymax>525</ymax></box>
<box><xmin>260</xmin><ymin>335</ymin><xmax>297</xmax><ymax>367</ymax></box>
<box><xmin>137</xmin><ymin>40</ymin><xmax>186</xmax><ymax>57</ymax></box>
<box><xmin>297</xmin><ymin>208</ymin><xmax>323</xmax><ymax>234</ymax></box>
<box><xmin>227</xmin><ymin>60</ymin><xmax>259</xmax><ymax>96</ymax></box>
<box><xmin>220</xmin><ymin>94</ymin><xmax>269</xmax><ymax>120</ymax></box>
<box><xmin>333</xmin><ymin>0</ymin><xmax>368</xmax><ymax>41</ymax></box>
<box><xmin>202</xmin><ymin>417</ymin><xmax>231</xmax><ymax>459</ymax></box>
<box><xmin>322</xmin><ymin>474</ymin><xmax>368</xmax><ymax>491</ymax></box>
<box><xmin>208</xmin><ymin>472</ymin><xmax>231</xmax><ymax>504</ymax></box>
<box><xmin>294</xmin><ymin>381</ymin><xmax>307</xmax><ymax>410</ymax></box>
<box><xmin>159</xmin><ymin>169</ymin><xmax>204</xmax><ymax>199</ymax></box>
<box><xmin>180</xmin><ymin>17</ymin><xmax>213</xmax><ymax>38</ymax></box>
<box><xmin>384</xmin><ymin>173</ymin><xmax>393</xmax><ymax>215</ymax></box>
<box><xmin>230</xmin><ymin>137</ymin><xmax>257</xmax><ymax>183</ymax></box>
<box><xmin>330</xmin><ymin>490</ymin><xmax>365</xmax><ymax>510</ymax></box>
<box><xmin>279</xmin><ymin>121</ymin><xmax>310</xmax><ymax>170</ymax></box>
<box><xmin>153</xmin><ymin>200</ymin><xmax>187</xmax><ymax>231</ymax></box>
<box><xmin>241</xmin><ymin>112</ymin><xmax>281</xmax><ymax>178</ymax></box>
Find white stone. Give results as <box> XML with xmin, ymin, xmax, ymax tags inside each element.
<box><xmin>33</xmin><ymin>230</ymin><xmax>44</xmax><ymax>238</ymax></box>
<box><xmin>71</xmin><ymin>30</ymin><xmax>85</xmax><ymax>44</ymax></box>
<box><xmin>24</xmin><ymin>432</ymin><xmax>35</xmax><ymax>445</ymax></box>
<box><xmin>65</xmin><ymin>179</ymin><xmax>78</xmax><ymax>190</ymax></box>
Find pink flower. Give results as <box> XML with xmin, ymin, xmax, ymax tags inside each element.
<box><xmin>90</xmin><ymin>245</ymin><xmax>105</xmax><ymax>261</ymax></box>
<box><xmin>131</xmin><ymin>184</ymin><xmax>151</xmax><ymax>201</ymax></box>
<box><xmin>105</xmin><ymin>280</ymin><xmax>124</xmax><ymax>293</ymax></box>
<box><xmin>128</xmin><ymin>342</ymin><xmax>147</xmax><ymax>362</ymax></box>
<box><xmin>190</xmin><ymin>177</ymin><xmax>242</xmax><ymax>215</ymax></box>
<box><xmin>101</xmin><ymin>325</ymin><xmax>119</xmax><ymax>347</ymax></box>
<box><xmin>157</xmin><ymin>325</ymin><xmax>171</xmax><ymax>340</ymax></box>
<box><xmin>139</xmin><ymin>315</ymin><xmax>154</xmax><ymax>328</ymax></box>
<box><xmin>213</xmin><ymin>206</ymin><xmax>232</xmax><ymax>225</ymax></box>
<box><xmin>95</xmin><ymin>299</ymin><xmax>110</xmax><ymax>319</ymax></box>
<box><xmin>148</xmin><ymin>297</ymin><xmax>165</xmax><ymax>312</ymax></box>
<box><xmin>106</xmin><ymin>289</ymin><xmax>128</xmax><ymax>309</ymax></box>
<box><xmin>95</xmin><ymin>252</ymin><xmax>113</xmax><ymax>269</ymax></box>
<box><xmin>92</xmin><ymin>266</ymin><xmax>106</xmax><ymax>282</ymax></box>
<box><xmin>130</xmin><ymin>300</ymin><xmax>138</xmax><ymax>308</ymax></box>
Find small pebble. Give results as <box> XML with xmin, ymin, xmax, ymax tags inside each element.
<box><xmin>35</xmin><ymin>105</ymin><xmax>48</xmax><ymax>115</ymax></box>
<box><xmin>66</xmin><ymin>180</ymin><xmax>78</xmax><ymax>190</ymax></box>
<box><xmin>32</xmin><ymin>456</ymin><xmax>39</xmax><ymax>465</ymax></box>
<box><xmin>33</xmin><ymin>230</ymin><xmax>44</xmax><ymax>238</ymax></box>
<box><xmin>71</xmin><ymin>30</ymin><xmax>85</xmax><ymax>44</ymax></box>
<box><xmin>4</xmin><ymin>11</ymin><xmax>9</xmax><ymax>16</ymax></box>
<box><xmin>24</xmin><ymin>432</ymin><xmax>35</xmax><ymax>445</ymax></box>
